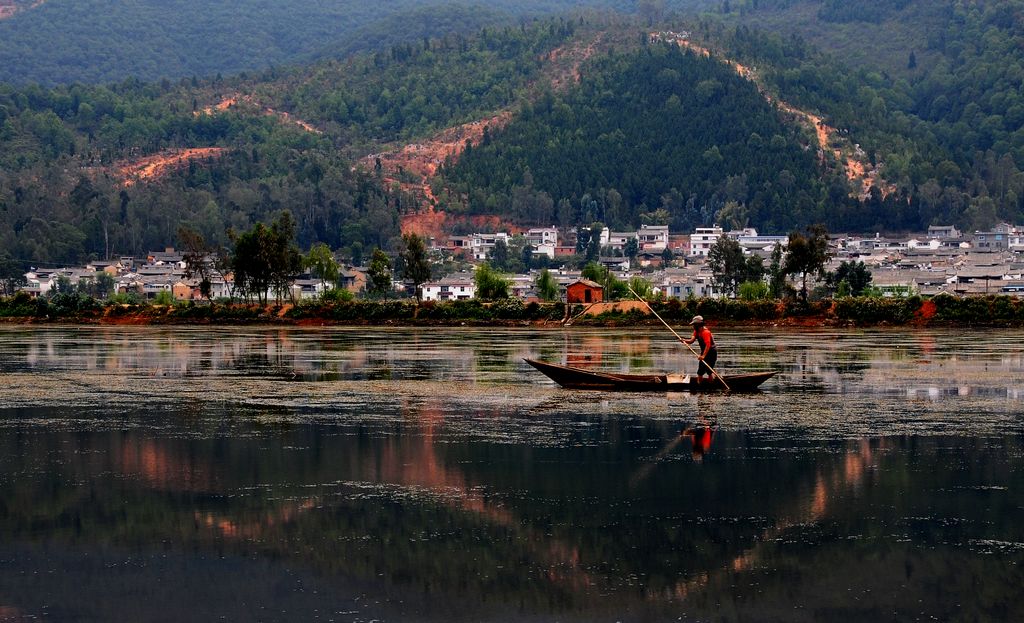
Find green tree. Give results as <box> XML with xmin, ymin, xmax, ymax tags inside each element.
<box><xmin>94</xmin><ymin>272</ymin><xmax>115</xmax><ymax>299</ymax></box>
<box><xmin>231</xmin><ymin>212</ymin><xmax>303</xmax><ymax>304</ymax></box>
<box><xmin>54</xmin><ymin>275</ymin><xmax>74</xmax><ymax>295</ymax></box>
<box><xmin>154</xmin><ymin>289</ymin><xmax>175</xmax><ymax>305</ymax></box>
<box><xmin>738</xmin><ymin>280</ymin><xmax>770</xmax><ymax>300</ymax></box>
<box><xmin>0</xmin><ymin>252</ymin><xmax>26</xmax><ymax>296</ymax></box>
<box><xmin>783</xmin><ymin>224</ymin><xmax>832</xmax><ymax>302</ymax></box>
<box><xmin>829</xmin><ymin>260</ymin><xmax>872</xmax><ymax>296</ymax></box>
<box><xmin>367</xmin><ymin>248</ymin><xmax>393</xmax><ymax>299</ymax></box>
<box><xmin>490</xmin><ymin>238</ymin><xmax>509</xmax><ymax>271</ymax></box>
<box><xmin>624</xmin><ymin>237</ymin><xmax>639</xmax><ymax>265</ymax></box>
<box><xmin>586</xmin><ymin>222</ymin><xmax>604</xmax><ymax>263</ymax></box>
<box><xmin>400</xmin><ymin>233</ymin><xmax>432</xmax><ymax>300</ymax></box>
<box><xmin>520</xmin><ymin>242</ymin><xmax>534</xmax><ymax>271</ymax></box>
<box><xmin>474</xmin><ymin>262</ymin><xmax>510</xmax><ymax>300</ymax></box>
<box><xmin>582</xmin><ymin>261</ymin><xmax>627</xmax><ymax>300</ymax></box>
<box><xmin>768</xmin><ymin>242</ymin><xmax>787</xmax><ymax>298</ymax></box>
<box><xmin>707</xmin><ymin>235</ymin><xmax>747</xmax><ymax>297</ymax></box>
<box><xmin>575</xmin><ymin>225</ymin><xmax>590</xmax><ymax>256</ymax></box>
<box><xmin>535</xmin><ymin>268</ymin><xmax>560</xmax><ymax>301</ymax></box>
<box><xmin>744</xmin><ymin>255</ymin><xmax>766</xmax><ymax>284</ymax></box>
<box><xmin>349</xmin><ymin>241</ymin><xmax>364</xmax><ymax>267</ymax></box>
<box><xmin>305</xmin><ymin>242</ymin><xmax>340</xmax><ymax>291</ymax></box>
<box><xmin>628</xmin><ymin>276</ymin><xmax>653</xmax><ymax>300</ymax></box>
<box><xmin>178</xmin><ymin>226</ymin><xmax>216</xmax><ymax>301</ymax></box>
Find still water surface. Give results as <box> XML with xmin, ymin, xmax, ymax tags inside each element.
<box><xmin>0</xmin><ymin>326</ymin><xmax>1023</xmax><ymax>621</ymax></box>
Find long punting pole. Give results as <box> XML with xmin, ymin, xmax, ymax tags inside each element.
<box><xmin>625</xmin><ymin>283</ymin><xmax>731</xmax><ymax>391</ymax></box>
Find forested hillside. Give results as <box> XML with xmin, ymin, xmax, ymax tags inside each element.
<box><xmin>0</xmin><ymin>0</ymin><xmax>714</xmax><ymax>86</ymax></box>
<box><xmin>441</xmin><ymin>40</ymin><xmax>837</xmax><ymax>233</ymax></box>
<box><xmin>0</xmin><ymin>22</ymin><xmax>577</xmax><ymax>266</ymax></box>
<box><xmin>5</xmin><ymin>2</ymin><xmax>1024</xmax><ymax>270</ymax></box>
<box><xmin>696</xmin><ymin>0</ymin><xmax>1024</xmax><ymax>231</ymax></box>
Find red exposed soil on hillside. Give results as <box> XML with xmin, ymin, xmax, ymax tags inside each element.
<box><xmin>366</xmin><ymin>111</ymin><xmax>513</xmax><ymax>240</ymax></box>
<box><xmin>116</xmin><ymin>147</ymin><xmax>228</xmax><ymax>187</ymax></box>
<box><xmin>380</xmin><ymin>34</ymin><xmax>611</xmax><ymax>240</ymax></box>
<box><xmin>112</xmin><ymin>95</ymin><xmax>320</xmax><ymax>186</ymax></box>
<box><xmin>197</xmin><ymin>94</ymin><xmax>321</xmax><ymax>134</ymax></box>
<box><xmin>401</xmin><ymin>209</ymin><xmax>448</xmax><ymax>239</ymax></box>
<box><xmin>545</xmin><ymin>34</ymin><xmax>604</xmax><ymax>91</ymax></box>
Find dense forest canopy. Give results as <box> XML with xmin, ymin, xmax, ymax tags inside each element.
<box><xmin>251</xmin><ymin>20</ymin><xmax>576</xmax><ymax>150</ymax></box>
<box><xmin>700</xmin><ymin>0</ymin><xmax>1024</xmax><ymax>231</ymax></box>
<box><xmin>441</xmin><ymin>40</ymin><xmax>836</xmax><ymax>233</ymax></box>
<box><xmin>0</xmin><ymin>0</ymin><xmax>712</xmax><ymax>86</ymax></box>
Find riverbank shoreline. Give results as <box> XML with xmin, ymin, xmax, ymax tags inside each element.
<box><xmin>4</xmin><ymin>293</ymin><xmax>1024</xmax><ymax>328</ymax></box>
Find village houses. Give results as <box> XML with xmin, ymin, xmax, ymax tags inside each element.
<box><xmin>19</xmin><ymin>222</ymin><xmax>1024</xmax><ymax>302</ymax></box>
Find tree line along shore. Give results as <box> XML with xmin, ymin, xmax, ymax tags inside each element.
<box><xmin>3</xmin><ymin>292</ymin><xmax>1024</xmax><ymax>327</ymax></box>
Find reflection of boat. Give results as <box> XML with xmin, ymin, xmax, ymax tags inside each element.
<box><xmin>524</xmin><ymin>358</ymin><xmax>776</xmax><ymax>392</ymax></box>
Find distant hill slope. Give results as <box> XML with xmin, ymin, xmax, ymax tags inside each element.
<box><xmin>6</xmin><ymin>4</ymin><xmax>1024</xmax><ymax>275</ymax></box>
<box><xmin>697</xmin><ymin>0</ymin><xmax>1024</xmax><ymax>231</ymax></box>
<box><xmin>0</xmin><ymin>0</ymin><xmax>716</xmax><ymax>86</ymax></box>
<box><xmin>0</xmin><ymin>0</ymin><xmax>506</xmax><ymax>85</ymax></box>
<box><xmin>0</xmin><ymin>20</ymin><xmax>581</xmax><ymax>266</ymax></box>
<box><xmin>723</xmin><ymin>0</ymin><xmax>949</xmax><ymax>76</ymax></box>
<box><xmin>441</xmin><ymin>39</ymin><xmax>838</xmax><ymax>233</ymax></box>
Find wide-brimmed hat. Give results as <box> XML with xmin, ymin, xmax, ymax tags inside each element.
<box><xmin>688</xmin><ymin>315</ymin><xmax>704</xmax><ymax>325</ymax></box>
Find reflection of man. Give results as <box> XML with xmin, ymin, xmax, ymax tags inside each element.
<box><xmin>681</xmin><ymin>425</ymin><xmax>715</xmax><ymax>461</ymax></box>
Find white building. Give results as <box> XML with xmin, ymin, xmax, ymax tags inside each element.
<box><xmin>637</xmin><ymin>225</ymin><xmax>669</xmax><ymax>251</ymax></box>
<box><xmin>421</xmin><ymin>274</ymin><xmax>476</xmax><ymax>301</ymax></box>
<box><xmin>600</xmin><ymin>230</ymin><xmax>638</xmax><ymax>253</ymax></box>
<box><xmin>525</xmin><ymin>227</ymin><xmax>559</xmax><ymax>259</ymax></box>
<box><xmin>470</xmin><ymin>233</ymin><xmax>511</xmax><ymax>261</ymax></box>
<box><xmin>653</xmin><ymin>268</ymin><xmax>723</xmax><ymax>298</ymax></box>
<box><xmin>927</xmin><ymin>225</ymin><xmax>960</xmax><ymax>239</ymax></box>
<box><xmin>689</xmin><ymin>226</ymin><xmax>723</xmax><ymax>257</ymax></box>
<box><xmin>733</xmin><ymin>228</ymin><xmax>786</xmax><ymax>255</ymax></box>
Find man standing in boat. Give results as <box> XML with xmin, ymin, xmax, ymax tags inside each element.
<box><xmin>683</xmin><ymin>315</ymin><xmax>717</xmax><ymax>385</ymax></box>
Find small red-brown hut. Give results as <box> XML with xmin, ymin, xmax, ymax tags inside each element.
<box><xmin>566</xmin><ymin>279</ymin><xmax>604</xmax><ymax>304</ymax></box>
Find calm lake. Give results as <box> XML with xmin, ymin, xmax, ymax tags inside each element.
<box><xmin>0</xmin><ymin>325</ymin><xmax>1023</xmax><ymax>621</ymax></box>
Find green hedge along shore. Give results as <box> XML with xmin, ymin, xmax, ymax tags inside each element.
<box><xmin>4</xmin><ymin>291</ymin><xmax>1024</xmax><ymax>326</ymax></box>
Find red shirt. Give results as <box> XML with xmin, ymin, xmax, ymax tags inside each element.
<box><xmin>693</xmin><ymin>326</ymin><xmax>715</xmax><ymax>355</ymax></box>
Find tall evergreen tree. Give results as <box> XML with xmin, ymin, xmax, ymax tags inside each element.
<box><xmin>783</xmin><ymin>224</ymin><xmax>831</xmax><ymax>301</ymax></box>
<box><xmin>400</xmin><ymin>233</ymin><xmax>432</xmax><ymax>300</ymax></box>
<box><xmin>367</xmin><ymin>248</ymin><xmax>393</xmax><ymax>299</ymax></box>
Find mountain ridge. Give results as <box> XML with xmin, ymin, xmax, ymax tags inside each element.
<box><xmin>3</xmin><ymin>5</ymin><xmax>1024</xmax><ymax>272</ymax></box>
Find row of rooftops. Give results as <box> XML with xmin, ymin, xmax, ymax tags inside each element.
<box><xmin>431</xmin><ymin>222</ymin><xmax>1024</xmax><ymax>262</ymax></box>
<box><xmin>20</xmin><ymin>248</ymin><xmax>365</xmax><ymax>301</ymax></box>
<box><xmin>17</xmin><ymin>223</ymin><xmax>1024</xmax><ymax>301</ymax></box>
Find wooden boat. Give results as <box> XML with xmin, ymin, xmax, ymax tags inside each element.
<box><xmin>524</xmin><ymin>358</ymin><xmax>776</xmax><ymax>392</ymax></box>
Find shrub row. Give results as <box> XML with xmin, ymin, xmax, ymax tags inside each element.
<box><xmin>285</xmin><ymin>299</ymin><xmax>566</xmax><ymax>323</ymax></box>
<box><xmin>5</xmin><ymin>293</ymin><xmax>1024</xmax><ymax>326</ymax></box>
<box><xmin>0</xmin><ymin>291</ymin><xmax>102</xmax><ymax>318</ymax></box>
<box><xmin>832</xmin><ymin>296</ymin><xmax>923</xmax><ymax>324</ymax></box>
<box><xmin>646</xmin><ymin>298</ymin><xmax>826</xmax><ymax>323</ymax></box>
<box><xmin>930</xmin><ymin>294</ymin><xmax>1024</xmax><ymax>324</ymax></box>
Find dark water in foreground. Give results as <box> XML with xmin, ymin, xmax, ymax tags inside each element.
<box><xmin>0</xmin><ymin>326</ymin><xmax>1023</xmax><ymax>622</ymax></box>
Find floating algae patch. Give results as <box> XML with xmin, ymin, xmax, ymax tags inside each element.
<box><xmin>2</xmin><ymin>326</ymin><xmax>1024</xmax><ymax>443</ymax></box>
